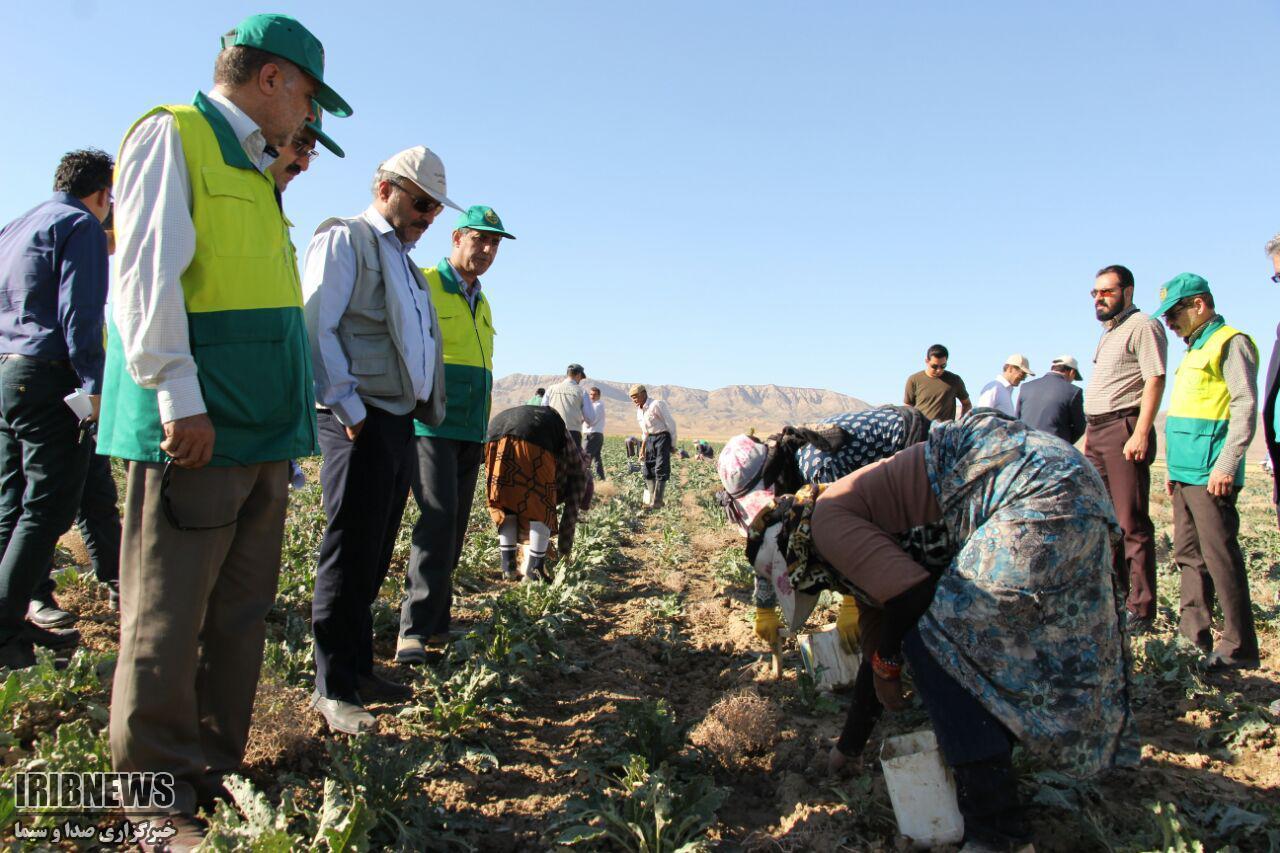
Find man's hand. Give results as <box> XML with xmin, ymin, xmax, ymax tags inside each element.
<box><xmin>87</xmin><ymin>394</ymin><xmax>101</xmax><ymax>423</ymax></box>
<box><xmin>1122</xmin><ymin>429</ymin><xmax>1149</xmax><ymax>462</ymax></box>
<box><xmin>1207</xmin><ymin>471</ymin><xmax>1235</xmax><ymax>498</ymax></box>
<box><xmin>345</xmin><ymin>419</ymin><xmax>365</xmax><ymax>442</ymax></box>
<box><xmin>161</xmin><ymin>414</ymin><xmax>215</xmax><ymax>469</ymax></box>
<box><xmin>873</xmin><ymin>674</ymin><xmax>906</xmax><ymax>711</ymax></box>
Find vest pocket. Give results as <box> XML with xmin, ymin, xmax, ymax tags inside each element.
<box><xmin>190</xmin><ymin>310</ymin><xmax>299</xmax><ymax>430</ymax></box>
<box><xmin>200</xmin><ymin>167</ymin><xmax>282</xmax><ymax>260</ymax></box>
<box><xmin>1167</xmin><ymin>418</ymin><xmax>1223</xmax><ymax>473</ymax></box>
<box><xmin>346</xmin><ymin>333</ymin><xmax>404</xmax><ymax>399</ymax></box>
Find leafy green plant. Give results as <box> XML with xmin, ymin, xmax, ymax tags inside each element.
<box><xmin>618</xmin><ymin>700</ymin><xmax>684</xmax><ymax>768</ymax></box>
<box><xmin>407</xmin><ymin>660</ymin><xmax>499</xmax><ymax>736</ymax></box>
<box><xmin>553</xmin><ymin>755</ymin><xmax>726</xmax><ymax>852</ymax></box>
<box><xmin>1148</xmin><ymin>801</ymin><xmax>1205</xmax><ymax>853</ymax></box>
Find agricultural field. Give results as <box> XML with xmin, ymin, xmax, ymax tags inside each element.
<box><xmin>1</xmin><ymin>436</ymin><xmax>1278</xmax><ymax>850</ymax></box>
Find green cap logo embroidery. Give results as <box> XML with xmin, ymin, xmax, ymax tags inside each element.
<box><xmin>484</xmin><ymin>209</ymin><xmax>499</xmax><ymax>226</ymax></box>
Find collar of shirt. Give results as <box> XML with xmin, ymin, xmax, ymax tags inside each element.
<box><xmin>994</xmin><ymin>375</ymin><xmax>1013</xmax><ymax>389</ymax></box>
<box><xmin>50</xmin><ymin>192</ymin><xmax>94</xmax><ymax>217</ymax></box>
<box><xmin>363</xmin><ymin>205</ymin><xmax>415</xmax><ymax>253</ymax></box>
<box><xmin>1103</xmin><ymin>304</ymin><xmax>1139</xmax><ymax>332</ymax></box>
<box><xmin>444</xmin><ymin>259</ymin><xmax>482</xmax><ymax>307</ymax></box>
<box><xmin>204</xmin><ymin>90</ymin><xmax>273</xmax><ymax>172</ymax></box>
<box><xmin>1184</xmin><ymin>313</ymin><xmax>1224</xmax><ymax>349</ymax></box>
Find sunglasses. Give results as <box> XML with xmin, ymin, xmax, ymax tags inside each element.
<box><xmin>291</xmin><ymin>137</ymin><xmax>319</xmax><ymax>162</ymax></box>
<box><xmin>160</xmin><ymin>454</ymin><xmax>250</xmax><ymax>531</ymax></box>
<box><xmin>1090</xmin><ymin>288</ymin><xmax>1122</xmax><ymax>298</ymax></box>
<box><xmin>1270</xmin><ymin>273</ymin><xmax>1280</xmax><ymax>284</ymax></box>
<box><xmin>388</xmin><ymin>178</ymin><xmax>443</xmax><ymax>215</ymax></box>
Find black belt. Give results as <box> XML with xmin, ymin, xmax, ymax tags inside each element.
<box><xmin>1086</xmin><ymin>406</ymin><xmax>1140</xmax><ymax>427</ymax></box>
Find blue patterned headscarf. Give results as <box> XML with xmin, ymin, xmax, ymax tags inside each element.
<box><xmin>795</xmin><ymin>406</ymin><xmax>929</xmax><ymax>485</ymax></box>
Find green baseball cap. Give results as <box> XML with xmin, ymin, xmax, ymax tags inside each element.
<box><xmin>221</xmin><ymin>14</ymin><xmax>352</xmax><ymax>118</ymax></box>
<box><xmin>456</xmin><ymin>205</ymin><xmax>516</xmax><ymax>239</ymax></box>
<box><xmin>306</xmin><ymin>101</ymin><xmax>344</xmax><ymax>158</ymax></box>
<box><xmin>1153</xmin><ymin>272</ymin><xmax>1211</xmax><ymax>318</ymax></box>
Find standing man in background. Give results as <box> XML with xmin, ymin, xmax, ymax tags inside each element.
<box><xmin>583</xmin><ymin>385</ymin><xmax>606</xmax><ymax>480</ymax></box>
<box><xmin>0</xmin><ymin>148</ymin><xmax>113</xmax><ymax>665</ymax></box>
<box><xmin>1155</xmin><ymin>274</ymin><xmax>1259</xmax><ymax>669</ymax></box>
<box><xmin>630</xmin><ymin>384</ymin><xmax>676</xmax><ymax>508</ymax></box>
<box><xmin>1262</xmin><ymin>234</ymin><xmax>1280</xmax><ymax>527</ymax></box>
<box><xmin>305</xmin><ymin>147</ymin><xmax>453</xmax><ymax>731</ymax></box>
<box><xmin>99</xmin><ymin>15</ymin><xmax>351</xmax><ymax>837</ymax></box>
<box><xmin>399</xmin><ymin>205</ymin><xmax>514</xmax><ymax>666</ymax></box>
<box><xmin>976</xmin><ymin>354</ymin><xmax>1033</xmax><ymax>416</ymax></box>
<box><xmin>904</xmin><ymin>344</ymin><xmax>970</xmax><ymax>422</ymax></box>
<box><xmin>1083</xmin><ymin>264</ymin><xmax>1167</xmax><ymax>634</ymax></box>
<box><xmin>543</xmin><ymin>364</ymin><xmax>590</xmax><ymax>448</ymax></box>
<box><xmin>1016</xmin><ymin>355</ymin><xmax>1085</xmax><ymax>445</ymax></box>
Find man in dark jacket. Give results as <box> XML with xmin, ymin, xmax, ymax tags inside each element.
<box><xmin>1264</xmin><ymin>234</ymin><xmax>1280</xmax><ymax>527</ymax></box>
<box><xmin>1015</xmin><ymin>355</ymin><xmax>1086</xmax><ymax>445</ymax></box>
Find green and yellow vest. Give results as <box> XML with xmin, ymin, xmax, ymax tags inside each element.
<box><xmin>414</xmin><ymin>261</ymin><xmax>493</xmax><ymax>443</ymax></box>
<box><xmin>97</xmin><ymin>93</ymin><xmax>318</xmax><ymax>465</ymax></box>
<box><xmin>1165</xmin><ymin>318</ymin><xmax>1252</xmax><ymax>486</ymax></box>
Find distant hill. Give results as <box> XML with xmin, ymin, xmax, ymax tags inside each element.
<box><xmin>493</xmin><ymin>374</ymin><xmax>872</xmax><ymax>441</ymax></box>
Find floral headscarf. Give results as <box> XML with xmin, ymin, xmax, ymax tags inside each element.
<box><xmin>716</xmin><ymin>434</ymin><xmax>776</xmax><ymax>535</ymax></box>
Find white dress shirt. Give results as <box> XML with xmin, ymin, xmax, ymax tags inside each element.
<box><xmin>636</xmin><ymin>398</ymin><xmax>677</xmax><ymax>445</ymax></box>
<box><xmin>111</xmin><ymin>90</ymin><xmax>275</xmax><ymax>423</ymax></box>
<box><xmin>582</xmin><ymin>397</ymin><xmax>606</xmax><ymax>434</ymax></box>
<box><xmin>977</xmin><ymin>375</ymin><xmax>1018</xmax><ymax>417</ymax></box>
<box><xmin>302</xmin><ymin>206</ymin><xmax>437</xmax><ymax>427</ymax></box>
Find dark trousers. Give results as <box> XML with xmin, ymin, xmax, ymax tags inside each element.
<box><xmin>567</xmin><ymin>430</ymin><xmax>582</xmax><ymax>449</ymax></box>
<box><xmin>402</xmin><ymin>436</ymin><xmax>483</xmax><ymax>640</ymax></box>
<box><xmin>0</xmin><ymin>355</ymin><xmax>90</xmax><ymax>644</ymax></box>
<box><xmin>1085</xmin><ymin>416</ymin><xmax>1158</xmax><ymax>617</ymax></box>
<box><xmin>643</xmin><ymin>432</ymin><xmax>672</xmax><ymax>482</ymax></box>
<box><xmin>312</xmin><ymin>408</ymin><xmax>413</xmax><ymax>701</ymax></box>
<box><xmin>1172</xmin><ymin>482</ymin><xmax>1259</xmax><ymax>661</ymax></box>
<box><xmin>903</xmin><ymin>630</ymin><xmax>1026</xmax><ymax>846</ymax></box>
<box><xmin>584</xmin><ymin>432</ymin><xmax>605</xmax><ymax>479</ymax></box>
<box><xmin>35</xmin><ymin>441</ymin><xmax>120</xmax><ymax>600</ymax></box>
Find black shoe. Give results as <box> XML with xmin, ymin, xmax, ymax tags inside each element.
<box><xmin>357</xmin><ymin>671</ymin><xmax>413</xmax><ymax>703</ymax></box>
<box><xmin>105</xmin><ymin>580</ymin><xmax>120</xmax><ymax>612</ymax></box>
<box><xmin>27</xmin><ymin>597</ymin><xmax>75</xmax><ymax>629</ymax></box>
<box><xmin>525</xmin><ymin>554</ymin><xmax>548</xmax><ymax>582</ymax></box>
<box><xmin>0</xmin><ymin>639</ymin><xmax>36</xmax><ymax>670</ymax></box>
<box><xmin>500</xmin><ymin>549</ymin><xmax>519</xmax><ymax>581</ymax></box>
<box><xmin>19</xmin><ymin>622</ymin><xmax>79</xmax><ymax>651</ymax></box>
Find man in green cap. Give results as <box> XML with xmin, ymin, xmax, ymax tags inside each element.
<box><xmin>397</xmin><ymin>205</ymin><xmax>514</xmax><ymax>664</ymax></box>
<box><xmin>268</xmin><ymin>103</ymin><xmax>344</xmax><ymax>193</ymax></box>
<box><xmin>99</xmin><ymin>12</ymin><xmax>350</xmax><ymax>836</ymax></box>
<box><xmin>1155</xmin><ymin>273</ymin><xmax>1260</xmax><ymax>670</ymax></box>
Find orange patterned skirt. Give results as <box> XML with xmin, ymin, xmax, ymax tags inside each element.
<box><xmin>485</xmin><ymin>435</ymin><xmax>559</xmax><ymax>541</ymax></box>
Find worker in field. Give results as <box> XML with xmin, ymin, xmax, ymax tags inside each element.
<box><xmin>99</xmin><ymin>13</ymin><xmax>351</xmax><ymax>840</ymax></box>
<box><xmin>543</xmin><ymin>364</ymin><xmax>590</xmax><ymax>448</ymax></box>
<box><xmin>1262</xmin><ymin>234</ymin><xmax>1280</xmax><ymax>527</ymax></box>
<box><xmin>755</xmin><ymin>412</ymin><xmax>1136</xmax><ymax>848</ymax></box>
<box><xmin>975</xmin><ymin>354</ymin><xmax>1033</xmax><ymax>416</ymax></box>
<box><xmin>1154</xmin><ymin>274</ymin><xmax>1260</xmax><ymax>670</ymax></box>
<box><xmin>399</xmin><ymin>205</ymin><xmax>513</xmax><ymax>666</ymax></box>
<box><xmin>582</xmin><ymin>385</ymin><xmax>607</xmax><ymax>479</ymax></box>
<box><xmin>1015</xmin><ymin>355</ymin><xmax>1086</xmax><ymax>445</ymax></box>
<box><xmin>303</xmin><ymin>145</ymin><xmax>453</xmax><ymax>733</ymax></box>
<box><xmin>484</xmin><ymin>405</ymin><xmax>593</xmax><ymax>581</ymax></box>
<box><xmin>630</xmin><ymin>384</ymin><xmax>676</xmax><ymax>508</ymax></box>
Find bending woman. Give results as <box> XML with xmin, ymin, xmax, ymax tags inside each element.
<box><xmin>796</xmin><ymin>411</ymin><xmax>1136</xmax><ymax>847</ymax></box>
<box><xmin>485</xmin><ymin>405</ymin><xmax>593</xmax><ymax>581</ymax></box>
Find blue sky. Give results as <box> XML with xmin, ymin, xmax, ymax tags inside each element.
<box><xmin>4</xmin><ymin>1</ymin><xmax>1276</xmax><ymax>406</ymax></box>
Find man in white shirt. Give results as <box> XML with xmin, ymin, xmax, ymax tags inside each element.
<box><xmin>302</xmin><ymin>146</ymin><xmax>453</xmax><ymax>734</ymax></box>
<box><xmin>977</xmin><ymin>354</ymin><xmax>1034</xmax><ymax>417</ymax></box>
<box><xmin>582</xmin><ymin>385</ymin><xmax>607</xmax><ymax>479</ymax></box>
<box><xmin>97</xmin><ymin>13</ymin><xmax>351</xmax><ymax>838</ymax></box>
<box><xmin>543</xmin><ymin>364</ymin><xmax>591</xmax><ymax>447</ymax></box>
<box><xmin>630</xmin><ymin>384</ymin><xmax>677</xmax><ymax>508</ymax></box>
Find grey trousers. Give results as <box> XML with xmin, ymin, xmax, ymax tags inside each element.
<box><xmin>110</xmin><ymin>460</ymin><xmax>288</xmax><ymax>816</ymax></box>
<box><xmin>402</xmin><ymin>437</ymin><xmax>483</xmax><ymax>639</ymax></box>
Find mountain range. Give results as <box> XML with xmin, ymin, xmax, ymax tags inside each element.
<box><xmin>492</xmin><ymin>374</ymin><xmax>871</xmax><ymax>441</ymax></box>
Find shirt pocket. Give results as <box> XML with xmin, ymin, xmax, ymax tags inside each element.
<box><xmin>200</xmin><ymin>167</ymin><xmax>282</xmax><ymax>259</ymax></box>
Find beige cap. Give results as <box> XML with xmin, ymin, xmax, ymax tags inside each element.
<box><xmin>628</xmin><ymin>384</ymin><xmax>646</xmax><ymax>396</ymax></box>
<box><xmin>1051</xmin><ymin>355</ymin><xmax>1081</xmax><ymax>379</ymax></box>
<box><xmin>1004</xmin><ymin>354</ymin><xmax>1034</xmax><ymax>375</ymax></box>
<box><xmin>379</xmin><ymin>146</ymin><xmax>463</xmax><ymax>212</ymax></box>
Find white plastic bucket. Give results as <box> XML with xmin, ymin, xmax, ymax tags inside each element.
<box><xmin>879</xmin><ymin>730</ymin><xmax>964</xmax><ymax>848</ymax></box>
<box><xmin>797</xmin><ymin>624</ymin><xmax>860</xmax><ymax>691</ymax></box>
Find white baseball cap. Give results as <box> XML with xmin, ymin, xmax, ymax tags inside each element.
<box><xmin>1051</xmin><ymin>355</ymin><xmax>1081</xmax><ymax>379</ymax></box>
<box><xmin>1004</xmin><ymin>353</ymin><xmax>1035</xmax><ymax>375</ymax></box>
<box><xmin>379</xmin><ymin>146</ymin><xmax>463</xmax><ymax>212</ymax></box>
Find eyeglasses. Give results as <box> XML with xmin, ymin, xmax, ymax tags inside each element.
<box><xmin>1270</xmin><ymin>273</ymin><xmax>1280</xmax><ymax>284</ymax></box>
<box><xmin>1165</xmin><ymin>298</ymin><xmax>1196</xmax><ymax>318</ymax></box>
<box><xmin>388</xmin><ymin>178</ymin><xmax>443</xmax><ymax>215</ymax></box>
<box><xmin>160</xmin><ymin>455</ymin><xmax>250</xmax><ymax>531</ymax></box>
<box><xmin>1090</xmin><ymin>288</ymin><xmax>1122</xmax><ymax>298</ymax></box>
<box><xmin>926</xmin><ymin>362</ymin><xmax>947</xmax><ymax>371</ymax></box>
<box><xmin>291</xmin><ymin>137</ymin><xmax>319</xmax><ymax>161</ymax></box>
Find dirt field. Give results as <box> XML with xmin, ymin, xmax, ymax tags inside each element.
<box><xmin>3</xmin><ymin>438</ymin><xmax>1278</xmax><ymax>850</ymax></box>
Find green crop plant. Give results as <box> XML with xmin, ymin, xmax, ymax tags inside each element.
<box><xmin>552</xmin><ymin>755</ymin><xmax>726</xmax><ymax>852</ymax></box>
<box><xmin>618</xmin><ymin>699</ymin><xmax>685</xmax><ymax>768</ymax></box>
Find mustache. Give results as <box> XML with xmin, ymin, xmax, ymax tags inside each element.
<box><xmin>285</xmin><ymin>164</ymin><xmax>302</xmax><ymax>176</ymax></box>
